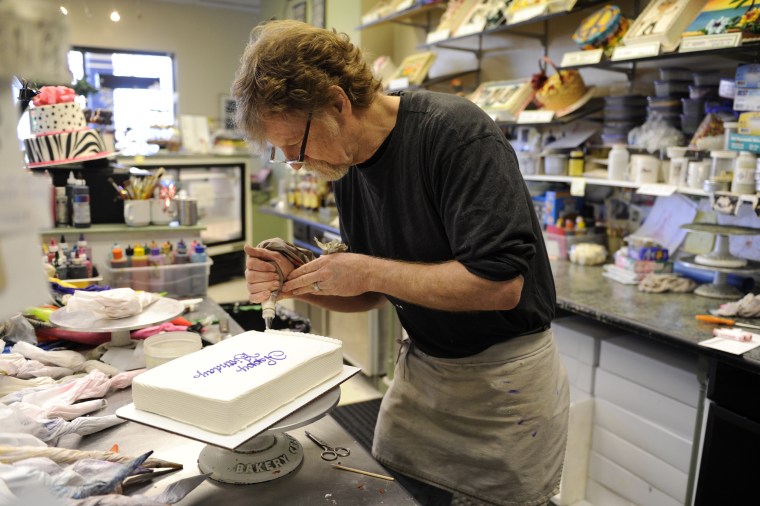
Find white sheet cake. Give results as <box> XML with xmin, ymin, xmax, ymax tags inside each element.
<box><xmin>132</xmin><ymin>329</ymin><xmax>343</xmax><ymax>435</ymax></box>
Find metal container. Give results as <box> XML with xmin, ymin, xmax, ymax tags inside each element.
<box><xmin>177</xmin><ymin>197</ymin><xmax>198</xmax><ymax>226</ymax></box>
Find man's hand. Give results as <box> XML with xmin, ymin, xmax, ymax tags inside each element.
<box><xmin>243</xmin><ymin>244</ymin><xmax>296</xmax><ymax>303</ymax></box>
<box><xmin>283</xmin><ymin>252</ymin><xmax>371</xmax><ymax>297</ymax></box>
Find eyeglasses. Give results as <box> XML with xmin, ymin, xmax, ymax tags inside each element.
<box><xmin>269</xmin><ymin>111</ymin><xmax>313</xmax><ymax>169</ymax></box>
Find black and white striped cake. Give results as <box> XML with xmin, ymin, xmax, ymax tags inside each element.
<box><xmin>24</xmin><ymin>94</ymin><xmax>110</xmax><ymax>167</ymax></box>
<box><xmin>24</xmin><ymin>130</ymin><xmax>108</xmax><ymax>167</ymax></box>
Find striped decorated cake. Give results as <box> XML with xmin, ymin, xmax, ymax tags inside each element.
<box><xmin>23</xmin><ymin>86</ymin><xmax>110</xmax><ymax>167</ymax></box>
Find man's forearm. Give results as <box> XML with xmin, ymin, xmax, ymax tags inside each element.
<box><xmin>364</xmin><ymin>257</ymin><xmax>523</xmax><ymax>312</ymax></box>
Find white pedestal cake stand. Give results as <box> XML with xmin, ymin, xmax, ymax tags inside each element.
<box><xmin>49</xmin><ymin>297</ymin><xmax>185</xmax><ymax>347</ymax></box>
<box><xmin>116</xmin><ymin>365</ymin><xmax>361</xmax><ymax>484</ymax></box>
<box><xmin>680</xmin><ymin>223</ymin><xmax>760</xmax><ymax>299</ymax></box>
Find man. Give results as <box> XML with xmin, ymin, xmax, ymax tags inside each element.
<box><xmin>234</xmin><ymin>19</ymin><xmax>569</xmax><ymax>506</ymax></box>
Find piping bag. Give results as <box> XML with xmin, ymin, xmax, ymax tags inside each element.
<box><xmin>255</xmin><ymin>238</ymin><xmax>347</xmax><ymax>330</ymax></box>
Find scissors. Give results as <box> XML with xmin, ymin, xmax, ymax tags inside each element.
<box><xmin>305</xmin><ymin>431</ymin><xmax>350</xmax><ymax>461</ymax></box>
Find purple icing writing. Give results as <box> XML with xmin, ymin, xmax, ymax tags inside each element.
<box><xmin>193</xmin><ymin>351</ymin><xmax>287</xmax><ymax>378</ymax></box>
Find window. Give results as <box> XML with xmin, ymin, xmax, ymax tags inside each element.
<box><xmin>67</xmin><ymin>47</ymin><xmax>176</xmax><ymax>149</ymax></box>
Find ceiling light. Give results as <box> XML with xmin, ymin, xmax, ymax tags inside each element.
<box><xmin>110</xmin><ymin>10</ymin><xmax>120</xmax><ymax>22</ymax></box>
<box><xmin>59</xmin><ymin>5</ymin><xmax>68</xmax><ymax>15</ymax></box>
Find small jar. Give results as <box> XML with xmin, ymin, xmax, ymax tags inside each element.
<box><xmin>723</xmin><ymin>122</ymin><xmax>738</xmax><ymax>150</ymax></box>
<box><xmin>568</xmin><ymin>150</ymin><xmax>585</xmax><ymax>177</ymax></box>
<box><xmin>709</xmin><ymin>150</ymin><xmax>737</xmax><ymax>183</ymax></box>
<box><xmin>732</xmin><ymin>151</ymin><xmax>757</xmax><ymax>194</ymax></box>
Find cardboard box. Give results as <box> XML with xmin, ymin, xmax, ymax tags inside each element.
<box><xmin>726</xmin><ymin>132</ymin><xmax>760</xmax><ymax>153</ymax></box>
<box><xmin>543</xmin><ymin>191</ymin><xmax>584</xmax><ymax>227</ymax></box>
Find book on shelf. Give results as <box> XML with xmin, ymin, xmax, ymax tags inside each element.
<box><xmin>453</xmin><ymin>0</ymin><xmax>510</xmax><ymax>37</ymax></box>
<box><xmin>426</xmin><ymin>0</ymin><xmax>481</xmax><ymax>43</ymax></box>
<box><xmin>467</xmin><ymin>79</ymin><xmax>535</xmax><ymax>121</ymax></box>
<box><xmin>388</xmin><ymin>52</ymin><xmax>437</xmax><ymax>87</ymax></box>
<box><xmin>622</xmin><ymin>0</ymin><xmax>707</xmax><ymax>52</ymax></box>
<box><xmin>681</xmin><ymin>0</ymin><xmax>760</xmax><ymax>42</ymax></box>
<box><xmin>371</xmin><ymin>55</ymin><xmax>398</xmax><ymax>89</ymax></box>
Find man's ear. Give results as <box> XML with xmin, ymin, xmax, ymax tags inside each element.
<box><xmin>328</xmin><ymin>85</ymin><xmax>351</xmax><ymax>116</ymax></box>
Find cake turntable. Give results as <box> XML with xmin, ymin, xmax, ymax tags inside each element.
<box><xmin>116</xmin><ymin>365</ymin><xmax>360</xmax><ymax>484</ymax></box>
<box><xmin>48</xmin><ymin>297</ymin><xmax>185</xmax><ymax>347</ymax></box>
<box><xmin>679</xmin><ymin>223</ymin><xmax>760</xmax><ymax>299</ymax></box>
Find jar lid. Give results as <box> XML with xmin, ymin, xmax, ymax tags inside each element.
<box><xmin>739</xmin><ymin>151</ymin><xmax>755</xmax><ymax>156</ymax></box>
<box><xmin>710</xmin><ymin>150</ymin><xmax>737</xmax><ymax>158</ymax></box>
<box><xmin>570</xmin><ymin>150</ymin><xmax>584</xmax><ymax>157</ymax></box>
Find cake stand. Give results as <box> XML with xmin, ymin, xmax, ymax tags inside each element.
<box><xmin>49</xmin><ymin>297</ymin><xmax>185</xmax><ymax>347</ymax></box>
<box><xmin>116</xmin><ymin>365</ymin><xmax>361</xmax><ymax>485</ymax></box>
<box><xmin>679</xmin><ymin>223</ymin><xmax>760</xmax><ymax>299</ymax></box>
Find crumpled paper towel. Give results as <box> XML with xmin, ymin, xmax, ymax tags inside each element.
<box><xmin>65</xmin><ymin>289</ymin><xmax>160</xmax><ymax>320</ymax></box>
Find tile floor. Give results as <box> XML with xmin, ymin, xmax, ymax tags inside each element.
<box><xmin>207</xmin><ymin>277</ymin><xmax>384</xmax><ymax>406</ymax></box>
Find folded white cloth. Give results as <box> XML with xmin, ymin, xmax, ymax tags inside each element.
<box><xmin>65</xmin><ymin>288</ymin><xmax>159</xmax><ymax>319</ymax></box>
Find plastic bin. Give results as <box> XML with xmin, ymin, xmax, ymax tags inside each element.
<box><xmin>543</xmin><ymin>230</ymin><xmax>606</xmax><ymax>260</ymax></box>
<box><xmin>102</xmin><ymin>259</ymin><xmax>213</xmax><ymax>298</ymax></box>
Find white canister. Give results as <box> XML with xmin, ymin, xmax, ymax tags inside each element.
<box><xmin>607</xmin><ymin>144</ymin><xmax>629</xmax><ymax>181</ymax></box>
<box><xmin>666</xmin><ymin>146</ymin><xmax>689</xmax><ymax>186</ymax></box>
<box><xmin>630</xmin><ymin>154</ymin><xmax>660</xmax><ymax>184</ymax></box>
<box><xmin>543</xmin><ymin>153</ymin><xmax>568</xmax><ymax>175</ymax></box>
<box><xmin>732</xmin><ymin>151</ymin><xmax>756</xmax><ymax>194</ymax></box>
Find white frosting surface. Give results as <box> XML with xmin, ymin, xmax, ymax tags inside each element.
<box><xmin>30</xmin><ymin>102</ymin><xmax>87</xmax><ymax>134</ymax></box>
<box><xmin>132</xmin><ymin>329</ymin><xmax>343</xmax><ymax>435</ymax></box>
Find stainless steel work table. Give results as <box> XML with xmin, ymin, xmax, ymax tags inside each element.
<box><xmin>65</xmin><ymin>299</ymin><xmax>418</xmax><ymax>505</ymax></box>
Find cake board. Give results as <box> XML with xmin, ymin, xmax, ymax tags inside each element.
<box><xmin>25</xmin><ymin>150</ymin><xmax>117</xmax><ymax>169</ymax></box>
<box><xmin>49</xmin><ymin>297</ymin><xmax>185</xmax><ymax>350</ymax></box>
<box><xmin>116</xmin><ymin>365</ymin><xmax>361</xmax><ymax>484</ymax></box>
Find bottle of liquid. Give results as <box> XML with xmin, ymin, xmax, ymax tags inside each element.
<box><xmin>71</xmin><ymin>178</ymin><xmax>91</xmax><ymax>228</ymax></box>
<box><xmin>68</xmin><ymin>255</ymin><xmax>88</xmax><ymax>279</ymax></box>
<box><xmin>568</xmin><ymin>150</ymin><xmax>585</xmax><ymax>177</ymax></box>
<box><xmin>607</xmin><ymin>144</ymin><xmax>629</xmax><ymax>181</ymax></box>
<box><xmin>54</xmin><ymin>187</ymin><xmax>69</xmax><ymax>227</ymax></box>
<box><xmin>76</xmin><ymin>233</ymin><xmax>92</xmax><ymax>263</ymax></box>
<box><xmin>130</xmin><ymin>244</ymin><xmax>150</xmax><ymax>291</ymax></box>
<box><xmin>110</xmin><ymin>243</ymin><xmax>129</xmax><ymax>288</ymax></box>
<box><xmin>189</xmin><ymin>243</ymin><xmax>208</xmax><ymax>296</ymax></box>
<box><xmin>732</xmin><ymin>151</ymin><xmax>756</xmax><ymax>194</ymax></box>
<box><xmin>148</xmin><ymin>245</ymin><xmax>165</xmax><ymax>293</ymax></box>
<box><xmin>174</xmin><ymin>239</ymin><xmax>191</xmax><ymax>296</ymax></box>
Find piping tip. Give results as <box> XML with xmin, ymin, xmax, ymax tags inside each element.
<box><xmin>264</xmin><ymin>316</ymin><xmax>273</xmax><ymax>331</ymax></box>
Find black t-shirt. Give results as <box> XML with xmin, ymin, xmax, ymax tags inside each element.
<box><xmin>334</xmin><ymin>90</ymin><xmax>555</xmax><ymax>358</ymax></box>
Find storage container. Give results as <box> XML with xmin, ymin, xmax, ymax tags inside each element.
<box><xmin>543</xmin><ymin>230</ymin><xmax>606</xmax><ymax>260</ymax></box>
<box><xmin>693</xmin><ymin>70</ymin><xmax>721</xmax><ymax>86</ymax></box>
<box><xmin>689</xmin><ymin>85</ymin><xmax>718</xmax><ymax>99</ymax></box>
<box><xmin>102</xmin><ymin>259</ymin><xmax>213</xmax><ymax>298</ymax></box>
<box><xmin>654</xmin><ymin>80</ymin><xmax>690</xmax><ymax>97</ymax></box>
<box><xmin>659</xmin><ymin>67</ymin><xmax>692</xmax><ymax>81</ymax></box>
<box><xmin>144</xmin><ymin>331</ymin><xmax>202</xmax><ymax>369</ymax></box>
<box><xmin>681</xmin><ymin>98</ymin><xmax>705</xmax><ymax>116</ymax></box>
<box><xmin>543</xmin><ymin>153</ymin><xmax>568</xmax><ymax>175</ymax></box>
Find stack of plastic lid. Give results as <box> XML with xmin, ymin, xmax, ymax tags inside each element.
<box><xmin>602</xmin><ymin>94</ymin><xmax>647</xmax><ymax>146</ymax></box>
<box><xmin>682</xmin><ymin>69</ymin><xmax>721</xmax><ymax>135</ymax></box>
<box><xmin>648</xmin><ymin>67</ymin><xmax>693</xmax><ymax>130</ymax></box>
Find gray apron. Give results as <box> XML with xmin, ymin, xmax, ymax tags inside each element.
<box><xmin>372</xmin><ymin>328</ymin><xmax>569</xmax><ymax>506</ymax></box>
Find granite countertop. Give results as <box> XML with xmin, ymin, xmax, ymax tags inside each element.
<box><xmin>551</xmin><ymin>260</ymin><xmax>760</xmax><ymax>372</ymax></box>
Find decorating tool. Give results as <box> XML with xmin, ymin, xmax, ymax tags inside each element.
<box><xmin>304</xmin><ymin>431</ymin><xmax>350</xmax><ymax>461</ymax></box>
<box><xmin>695</xmin><ymin>314</ymin><xmax>760</xmax><ymax>330</ymax></box>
